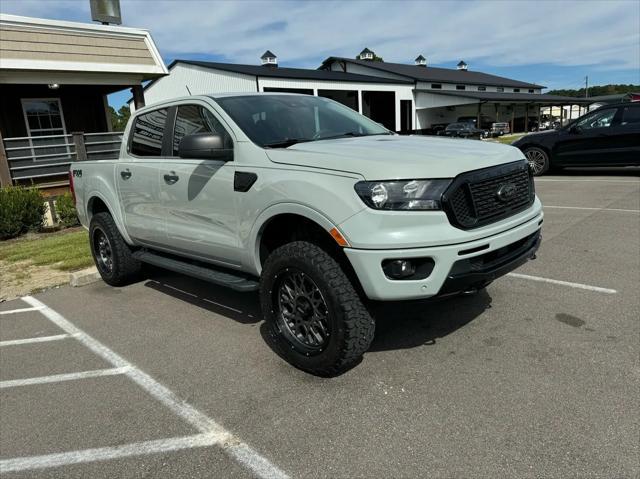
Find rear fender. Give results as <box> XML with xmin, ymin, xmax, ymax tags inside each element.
<box><xmin>84</xmin><ymin>174</ymin><xmax>134</xmax><ymax>245</ymax></box>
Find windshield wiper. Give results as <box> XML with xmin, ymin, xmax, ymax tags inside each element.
<box><xmin>263</xmin><ymin>138</ymin><xmax>311</xmax><ymax>148</ymax></box>
<box><xmin>315</xmin><ymin>131</ymin><xmax>393</xmax><ymax>141</ymax></box>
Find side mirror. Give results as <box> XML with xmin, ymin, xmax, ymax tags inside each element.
<box><xmin>568</xmin><ymin>124</ymin><xmax>582</xmax><ymax>134</ymax></box>
<box><xmin>178</xmin><ymin>133</ymin><xmax>233</xmax><ymax>161</ymax></box>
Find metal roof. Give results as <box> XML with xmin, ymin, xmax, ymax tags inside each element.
<box><xmin>170</xmin><ymin>59</ymin><xmax>413</xmax><ymax>84</ymax></box>
<box><xmin>320</xmin><ymin>57</ymin><xmax>545</xmax><ymax>89</ymax></box>
<box><xmin>261</xmin><ymin>50</ymin><xmax>276</xmax><ymax>59</ymax></box>
<box><xmin>417</xmin><ymin>89</ymin><xmax>593</xmax><ymax>104</ymax></box>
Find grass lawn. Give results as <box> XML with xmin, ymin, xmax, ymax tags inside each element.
<box><xmin>0</xmin><ymin>228</ymin><xmax>93</xmax><ymax>271</ymax></box>
<box><xmin>493</xmin><ymin>133</ymin><xmax>526</xmax><ymax>145</ymax></box>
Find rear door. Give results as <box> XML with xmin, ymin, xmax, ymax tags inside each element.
<box><xmin>116</xmin><ymin>108</ymin><xmax>169</xmax><ymax>245</ymax></box>
<box><xmin>553</xmin><ymin>107</ymin><xmax>621</xmax><ymax>166</ymax></box>
<box><xmin>614</xmin><ymin>105</ymin><xmax>640</xmax><ymax>164</ymax></box>
<box><xmin>159</xmin><ymin>102</ymin><xmax>241</xmax><ymax>267</ymax></box>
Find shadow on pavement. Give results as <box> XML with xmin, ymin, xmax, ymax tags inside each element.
<box><xmin>367</xmin><ymin>289</ymin><xmax>492</xmax><ymax>352</ymax></box>
<box><xmin>142</xmin><ymin>267</ymin><xmax>261</xmax><ymax>325</ymax></box>
<box><xmin>141</xmin><ymin>266</ymin><xmax>493</xmax><ymax>353</ymax></box>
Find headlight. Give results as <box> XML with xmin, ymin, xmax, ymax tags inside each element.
<box><xmin>354</xmin><ymin>179</ymin><xmax>451</xmax><ymax>210</ymax></box>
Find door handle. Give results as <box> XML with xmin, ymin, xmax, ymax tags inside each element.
<box><xmin>120</xmin><ymin>169</ymin><xmax>131</xmax><ymax>180</ymax></box>
<box><xmin>164</xmin><ymin>172</ymin><xmax>179</xmax><ymax>185</ymax></box>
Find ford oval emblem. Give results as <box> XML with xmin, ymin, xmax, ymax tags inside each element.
<box><xmin>496</xmin><ymin>183</ymin><xmax>518</xmax><ymax>202</ymax></box>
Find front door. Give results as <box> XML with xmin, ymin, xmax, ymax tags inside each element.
<box><xmin>116</xmin><ymin>107</ymin><xmax>168</xmax><ymax>245</ymax></box>
<box><xmin>553</xmin><ymin>107</ymin><xmax>621</xmax><ymax>166</ymax></box>
<box><xmin>160</xmin><ymin>103</ymin><xmax>241</xmax><ymax>267</ymax></box>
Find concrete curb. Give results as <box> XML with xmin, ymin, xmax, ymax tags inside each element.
<box><xmin>69</xmin><ymin>267</ymin><xmax>101</xmax><ymax>287</ymax></box>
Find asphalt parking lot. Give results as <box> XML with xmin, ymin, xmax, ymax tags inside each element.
<box><xmin>1</xmin><ymin>169</ymin><xmax>639</xmax><ymax>478</ymax></box>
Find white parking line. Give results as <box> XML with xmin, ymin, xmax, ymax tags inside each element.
<box><xmin>0</xmin><ymin>367</ymin><xmax>130</xmax><ymax>389</ymax></box>
<box><xmin>0</xmin><ymin>334</ymin><xmax>71</xmax><ymax>347</ymax></box>
<box><xmin>507</xmin><ymin>273</ymin><xmax>617</xmax><ymax>294</ymax></box>
<box><xmin>536</xmin><ymin>179</ymin><xmax>640</xmax><ymax>183</ymax></box>
<box><xmin>544</xmin><ymin>205</ymin><xmax>639</xmax><ymax>213</ymax></box>
<box><xmin>0</xmin><ymin>306</ymin><xmax>44</xmax><ymax>316</ymax></box>
<box><xmin>17</xmin><ymin>296</ymin><xmax>289</xmax><ymax>479</ymax></box>
<box><xmin>0</xmin><ymin>433</ymin><xmax>221</xmax><ymax>474</ymax></box>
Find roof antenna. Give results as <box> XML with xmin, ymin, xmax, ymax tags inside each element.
<box><xmin>185</xmin><ymin>85</ymin><xmax>192</xmax><ymax>95</ymax></box>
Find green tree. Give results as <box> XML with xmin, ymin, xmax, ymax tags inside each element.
<box><xmin>108</xmin><ymin>105</ymin><xmax>131</xmax><ymax>131</ymax></box>
<box><xmin>547</xmin><ymin>84</ymin><xmax>639</xmax><ymax>98</ymax></box>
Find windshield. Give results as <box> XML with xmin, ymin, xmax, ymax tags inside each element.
<box><xmin>214</xmin><ymin>94</ymin><xmax>390</xmax><ymax>147</ymax></box>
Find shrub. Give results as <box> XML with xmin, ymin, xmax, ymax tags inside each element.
<box><xmin>0</xmin><ymin>187</ymin><xmax>45</xmax><ymax>240</ymax></box>
<box><xmin>55</xmin><ymin>193</ymin><xmax>79</xmax><ymax>228</ymax></box>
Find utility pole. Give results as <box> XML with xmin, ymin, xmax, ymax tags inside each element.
<box><xmin>585</xmin><ymin>75</ymin><xmax>589</xmax><ymax>98</ymax></box>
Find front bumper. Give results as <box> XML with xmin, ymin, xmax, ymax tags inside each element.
<box><xmin>344</xmin><ymin>212</ymin><xmax>542</xmax><ymax>301</ymax></box>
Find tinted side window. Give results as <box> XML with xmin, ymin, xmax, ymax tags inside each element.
<box><xmin>130</xmin><ymin>109</ymin><xmax>167</xmax><ymax>156</ymax></box>
<box><xmin>576</xmin><ymin>109</ymin><xmax>616</xmax><ymax>129</ymax></box>
<box><xmin>620</xmin><ymin>106</ymin><xmax>640</xmax><ymax>125</ymax></box>
<box><xmin>173</xmin><ymin>105</ymin><xmax>231</xmax><ymax>156</ymax></box>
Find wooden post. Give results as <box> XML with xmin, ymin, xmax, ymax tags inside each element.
<box><xmin>0</xmin><ymin>131</ymin><xmax>12</xmax><ymax>188</ymax></box>
<box><xmin>131</xmin><ymin>84</ymin><xmax>145</xmax><ymax>110</ymax></box>
<box><xmin>72</xmin><ymin>132</ymin><xmax>87</xmax><ymax>162</ymax></box>
<box><xmin>524</xmin><ymin>103</ymin><xmax>529</xmax><ymax>132</ymax></box>
<box><xmin>537</xmin><ymin>104</ymin><xmax>541</xmax><ymax>130</ymax></box>
<box><xmin>510</xmin><ymin>104</ymin><xmax>515</xmax><ymax>133</ymax></box>
<box><xmin>476</xmin><ymin>102</ymin><xmax>481</xmax><ymax>128</ymax></box>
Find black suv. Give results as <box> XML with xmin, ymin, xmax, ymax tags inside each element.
<box><xmin>512</xmin><ymin>102</ymin><xmax>640</xmax><ymax>175</ymax></box>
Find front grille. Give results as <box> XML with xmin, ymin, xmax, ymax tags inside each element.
<box><xmin>443</xmin><ymin>160</ymin><xmax>534</xmax><ymax>229</ymax></box>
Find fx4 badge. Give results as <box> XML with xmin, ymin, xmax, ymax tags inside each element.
<box><xmin>72</xmin><ymin>169</ymin><xmax>82</xmax><ymax>178</ymax></box>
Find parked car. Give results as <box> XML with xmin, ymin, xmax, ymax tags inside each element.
<box><xmin>512</xmin><ymin>102</ymin><xmax>640</xmax><ymax>175</ymax></box>
<box><xmin>440</xmin><ymin>122</ymin><xmax>487</xmax><ymax>139</ymax></box>
<box><xmin>457</xmin><ymin>115</ymin><xmax>493</xmax><ymax>130</ymax></box>
<box><xmin>490</xmin><ymin>122</ymin><xmax>510</xmax><ymax>136</ymax></box>
<box><xmin>72</xmin><ymin>93</ymin><xmax>542</xmax><ymax>375</ymax></box>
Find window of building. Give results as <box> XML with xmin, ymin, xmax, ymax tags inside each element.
<box><xmin>21</xmin><ymin>99</ymin><xmax>66</xmax><ymax>137</ymax></box>
<box><xmin>477</xmin><ymin>86</ymin><xmax>486</xmax><ymax>91</ymax></box>
<box><xmin>528</xmin><ymin>89</ymin><xmax>535</xmax><ymax>93</ymax></box>
<box><xmin>263</xmin><ymin>87</ymin><xmax>313</xmax><ymax>95</ymax></box>
<box><xmin>130</xmin><ymin>108</ymin><xmax>168</xmax><ymax>156</ymax></box>
<box><xmin>497</xmin><ymin>87</ymin><xmax>504</xmax><ymax>92</ymax></box>
<box><xmin>620</xmin><ymin>106</ymin><xmax>640</xmax><ymax>125</ymax></box>
<box><xmin>456</xmin><ymin>85</ymin><xmax>466</xmax><ymax>90</ymax></box>
<box><xmin>431</xmin><ymin>83</ymin><xmax>442</xmax><ymax>89</ymax></box>
<box><xmin>513</xmin><ymin>88</ymin><xmax>521</xmax><ymax>93</ymax></box>
<box><xmin>173</xmin><ymin>104</ymin><xmax>231</xmax><ymax>156</ymax></box>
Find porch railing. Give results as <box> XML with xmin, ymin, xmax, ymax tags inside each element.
<box><xmin>0</xmin><ymin>131</ymin><xmax>122</xmax><ymax>188</ymax></box>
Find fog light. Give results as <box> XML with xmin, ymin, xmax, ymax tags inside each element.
<box><xmin>383</xmin><ymin>259</ymin><xmax>416</xmax><ymax>279</ymax></box>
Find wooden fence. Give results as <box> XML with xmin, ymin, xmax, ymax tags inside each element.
<box><xmin>0</xmin><ymin>131</ymin><xmax>122</xmax><ymax>189</ymax></box>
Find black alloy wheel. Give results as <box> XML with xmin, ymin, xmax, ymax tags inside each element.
<box><xmin>273</xmin><ymin>269</ymin><xmax>330</xmax><ymax>354</ymax></box>
<box><xmin>92</xmin><ymin>227</ymin><xmax>113</xmax><ymax>275</ymax></box>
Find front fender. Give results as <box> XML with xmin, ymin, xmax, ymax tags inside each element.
<box><xmin>243</xmin><ymin>202</ymin><xmax>343</xmax><ymax>275</ymax></box>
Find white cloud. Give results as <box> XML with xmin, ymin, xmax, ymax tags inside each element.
<box><xmin>2</xmin><ymin>0</ymin><xmax>639</xmax><ymax>72</ymax></box>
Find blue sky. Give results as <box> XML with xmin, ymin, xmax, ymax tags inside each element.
<box><xmin>3</xmin><ymin>0</ymin><xmax>639</xmax><ymax>108</ymax></box>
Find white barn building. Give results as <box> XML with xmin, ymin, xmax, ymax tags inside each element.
<box><xmin>136</xmin><ymin>49</ymin><xmax>590</xmax><ymax>133</ymax></box>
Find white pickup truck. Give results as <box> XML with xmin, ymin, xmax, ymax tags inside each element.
<box><xmin>71</xmin><ymin>93</ymin><xmax>543</xmax><ymax>375</ymax></box>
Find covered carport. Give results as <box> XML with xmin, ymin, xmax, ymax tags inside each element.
<box><xmin>414</xmin><ymin>90</ymin><xmax>593</xmax><ymax>133</ymax></box>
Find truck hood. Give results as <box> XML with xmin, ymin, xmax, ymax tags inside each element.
<box><xmin>265</xmin><ymin>135</ymin><xmax>524</xmax><ymax>180</ymax></box>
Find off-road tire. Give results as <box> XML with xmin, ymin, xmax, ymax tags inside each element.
<box><xmin>260</xmin><ymin>241</ymin><xmax>375</xmax><ymax>376</ymax></box>
<box><xmin>523</xmin><ymin>146</ymin><xmax>550</xmax><ymax>176</ymax></box>
<box><xmin>89</xmin><ymin>212</ymin><xmax>141</xmax><ymax>286</ymax></box>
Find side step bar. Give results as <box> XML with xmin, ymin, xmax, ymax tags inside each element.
<box><xmin>132</xmin><ymin>250</ymin><xmax>259</xmax><ymax>292</ymax></box>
